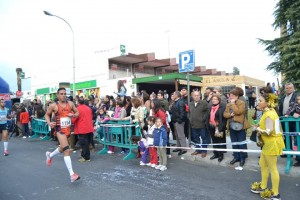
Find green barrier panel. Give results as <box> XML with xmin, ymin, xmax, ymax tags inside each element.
<box><xmin>30</xmin><ymin>118</ymin><xmax>51</xmax><ymax>140</ymax></box>
<box><xmin>280</xmin><ymin>116</ymin><xmax>300</xmax><ymax>174</ymax></box>
<box><xmin>97</xmin><ymin>120</ymin><xmax>140</xmax><ymax>160</ymax></box>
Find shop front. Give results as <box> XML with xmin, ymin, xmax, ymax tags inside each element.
<box><xmin>132</xmin><ymin>73</ymin><xmax>202</xmax><ymax>95</ymax></box>
<box><xmin>35</xmin><ymin>80</ymin><xmax>100</xmax><ymax>102</ymax></box>
<box><xmin>36</xmin><ymin>87</ymin><xmax>50</xmax><ymax>104</ymax></box>
<box><xmin>201</xmin><ymin>75</ymin><xmax>265</xmax><ymax>96</ymax></box>
<box><xmin>70</xmin><ymin>80</ymin><xmax>100</xmax><ymax>99</ymax></box>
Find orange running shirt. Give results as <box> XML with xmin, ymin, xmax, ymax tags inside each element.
<box><xmin>55</xmin><ymin>102</ymin><xmax>72</xmax><ymax>136</ymax></box>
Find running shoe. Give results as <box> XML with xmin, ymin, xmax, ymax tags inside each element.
<box><xmin>70</xmin><ymin>173</ymin><xmax>80</xmax><ymax>183</ymax></box>
<box><xmin>4</xmin><ymin>150</ymin><xmax>9</xmax><ymax>156</ymax></box>
<box><xmin>251</xmin><ymin>187</ymin><xmax>266</xmax><ymax>194</ymax></box>
<box><xmin>250</xmin><ymin>182</ymin><xmax>265</xmax><ymax>194</ymax></box>
<box><xmin>265</xmin><ymin>194</ymin><xmax>281</xmax><ymax>200</ymax></box>
<box><xmin>155</xmin><ymin>165</ymin><xmax>163</xmax><ymax>169</ymax></box>
<box><xmin>45</xmin><ymin>151</ymin><xmax>53</xmax><ymax>166</ymax></box>
<box><xmin>151</xmin><ymin>164</ymin><xmax>157</xmax><ymax>168</ymax></box>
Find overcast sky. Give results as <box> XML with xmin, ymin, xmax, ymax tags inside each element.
<box><xmin>0</xmin><ymin>0</ymin><xmax>280</xmax><ymax>92</ymax></box>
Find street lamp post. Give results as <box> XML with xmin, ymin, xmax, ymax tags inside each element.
<box><xmin>43</xmin><ymin>11</ymin><xmax>76</xmax><ymax>98</ymax></box>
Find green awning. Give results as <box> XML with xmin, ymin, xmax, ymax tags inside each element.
<box><xmin>36</xmin><ymin>87</ymin><xmax>50</xmax><ymax>95</ymax></box>
<box><xmin>132</xmin><ymin>73</ymin><xmax>202</xmax><ymax>84</ymax></box>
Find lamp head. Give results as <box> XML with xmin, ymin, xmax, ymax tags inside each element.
<box><xmin>43</xmin><ymin>11</ymin><xmax>54</xmax><ymax>16</ymax></box>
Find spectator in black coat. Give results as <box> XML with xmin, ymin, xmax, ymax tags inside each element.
<box><xmin>170</xmin><ymin>91</ymin><xmax>187</xmax><ymax>155</ymax></box>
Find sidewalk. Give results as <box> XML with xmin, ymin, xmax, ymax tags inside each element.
<box><xmin>170</xmin><ymin>136</ymin><xmax>300</xmax><ymax>178</ymax></box>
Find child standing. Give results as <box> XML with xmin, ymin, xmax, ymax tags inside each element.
<box><xmin>153</xmin><ymin>117</ymin><xmax>168</xmax><ymax>171</ymax></box>
<box><xmin>138</xmin><ymin>137</ymin><xmax>149</xmax><ymax>166</ymax></box>
<box><xmin>131</xmin><ymin>135</ymin><xmax>148</xmax><ymax>165</ymax></box>
<box><xmin>144</xmin><ymin>116</ymin><xmax>158</xmax><ymax>167</ymax></box>
<box><xmin>96</xmin><ymin>108</ymin><xmax>107</xmax><ymax>140</ymax></box>
<box><xmin>20</xmin><ymin>107</ymin><xmax>30</xmax><ymax>138</ymax></box>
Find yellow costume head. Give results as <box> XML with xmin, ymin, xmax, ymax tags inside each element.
<box><xmin>264</xmin><ymin>93</ymin><xmax>278</xmax><ymax>108</ymax></box>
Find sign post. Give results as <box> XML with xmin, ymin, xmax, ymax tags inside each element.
<box><xmin>179</xmin><ymin>50</ymin><xmax>195</xmax><ymax>145</ymax></box>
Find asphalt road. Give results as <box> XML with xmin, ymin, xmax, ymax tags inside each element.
<box><xmin>0</xmin><ymin>137</ymin><xmax>299</xmax><ymax>200</ymax></box>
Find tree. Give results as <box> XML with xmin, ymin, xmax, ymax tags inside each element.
<box><xmin>259</xmin><ymin>0</ymin><xmax>300</xmax><ymax>89</ymax></box>
<box><xmin>233</xmin><ymin>67</ymin><xmax>240</xmax><ymax>75</ymax></box>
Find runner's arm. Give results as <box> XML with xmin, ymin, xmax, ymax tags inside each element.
<box><xmin>45</xmin><ymin>104</ymin><xmax>54</xmax><ymax>125</ymax></box>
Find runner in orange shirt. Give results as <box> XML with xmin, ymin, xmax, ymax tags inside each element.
<box><xmin>44</xmin><ymin>88</ymin><xmax>80</xmax><ymax>182</ymax></box>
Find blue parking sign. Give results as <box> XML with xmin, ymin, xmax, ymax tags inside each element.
<box><xmin>178</xmin><ymin>50</ymin><xmax>195</xmax><ymax>73</ymax></box>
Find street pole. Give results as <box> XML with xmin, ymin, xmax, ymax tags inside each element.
<box><xmin>187</xmin><ymin>72</ymin><xmax>191</xmax><ymax>145</ymax></box>
<box><xmin>167</xmin><ymin>31</ymin><xmax>170</xmax><ymax>59</ymax></box>
<box><xmin>164</xmin><ymin>30</ymin><xmax>170</xmax><ymax>60</ymax></box>
<box><xmin>43</xmin><ymin>11</ymin><xmax>76</xmax><ymax>98</ymax></box>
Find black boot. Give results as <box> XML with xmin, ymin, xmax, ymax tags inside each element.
<box><xmin>210</xmin><ymin>153</ymin><xmax>219</xmax><ymax>160</ymax></box>
<box><xmin>218</xmin><ymin>154</ymin><xmax>224</xmax><ymax>162</ymax></box>
<box><xmin>230</xmin><ymin>158</ymin><xmax>240</xmax><ymax>165</ymax></box>
<box><xmin>240</xmin><ymin>159</ymin><xmax>245</xmax><ymax>166</ymax></box>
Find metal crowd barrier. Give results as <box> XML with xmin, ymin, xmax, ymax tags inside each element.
<box><xmin>280</xmin><ymin>116</ymin><xmax>300</xmax><ymax>174</ymax></box>
<box><xmin>30</xmin><ymin>118</ymin><xmax>51</xmax><ymax>140</ymax></box>
<box><xmin>97</xmin><ymin>120</ymin><xmax>141</xmax><ymax>160</ymax></box>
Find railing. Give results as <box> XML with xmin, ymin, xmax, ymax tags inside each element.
<box><xmin>30</xmin><ymin>118</ymin><xmax>51</xmax><ymax>140</ymax></box>
<box><xmin>97</xmin><ymin>120</ymin><xmax>141</xmax><ymax>160</ymax></box>
<box><xmin>280</xmin><ymin>116</ymin><xmax>300</xmax><ymax>174</ymax></box>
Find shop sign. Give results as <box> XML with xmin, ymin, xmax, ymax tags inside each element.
<box><xmin>50</xmin><ymin>86</ymin><xmax>59</xmax><ymax>93</ymax></box>
<box><xmin>36</xmin><ymin>87</ymin><xmax>50</xmax><ymax>95</ymax></box>
<box><xmin>204</xmin><ymin>76</ymin><xmax>241</xmax><ymax>84</ymax></box>
<box><xmin>70</xmin><ymin>80</ymin><xmax>97</xmax><ymax>90</ymax></box>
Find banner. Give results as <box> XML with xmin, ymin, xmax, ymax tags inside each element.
<box><xmin>0</xmin><ymin>93</ymin><xmax>11</xmax><ymax>101</ymax></box>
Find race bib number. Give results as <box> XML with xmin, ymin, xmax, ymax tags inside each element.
<box><xmin>60</xmin><ymin>117</ymin><xmax>71</xmax><ymax>128</ymax></box>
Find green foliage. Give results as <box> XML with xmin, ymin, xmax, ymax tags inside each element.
<box><xmin>259</xmin><ymin>0</ymin><xmax>300</xmax><ymax>89</ymax></box>
<box><xmin>233</xmin><ymin>66</ymin><xmax>240</xmax><ymax>75</ymax></box>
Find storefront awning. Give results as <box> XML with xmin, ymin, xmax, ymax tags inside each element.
<box><xmin>132</xmin><ymin>73</ymin><xmax>202</xmax><ymax>84</ymax></box>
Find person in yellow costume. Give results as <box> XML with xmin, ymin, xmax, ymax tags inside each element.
<box><xmin>251</xmin><ymin>93</ymin><xmax>285</xmax><ymax>200</ymax></box>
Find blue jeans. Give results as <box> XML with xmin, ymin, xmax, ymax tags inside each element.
<box><xmin>22</xmin><ymin>123</ymin><xmax>29</xmax><ymax>137</ymax></box>
<box><xmin>229</xmin><ymin>129</ymin><xmax>247</xmax><ymax>160</ymax></box>
<box><xmin>191</xmin><ymin>128</ymin><xmax>208</xmax><ymax>153</ymax></box>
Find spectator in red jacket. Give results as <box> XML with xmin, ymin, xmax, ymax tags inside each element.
<box><xmin>72</xmin><ymin>98</ymin><xmax>94</xmax><ymax>162</ymax></box>
<box><xmin>20</xmin><ymin>107</ymin><xmax>30</xmax><ymax>138</ymax></box>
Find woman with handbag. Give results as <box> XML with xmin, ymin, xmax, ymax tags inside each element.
<box><xmin>224</xmin><ymin>89</ymin><xmax>250</xmax><ymax>167</ymax></box>
<box><xmin>250</xmin><ymin>93</ymin><xmax>284</xmax><ymax>200</ymax></box>
<box><xmin>207</xmin><ymin>94</ymin><xmax>227</xmax><ymax>162</ymax></box>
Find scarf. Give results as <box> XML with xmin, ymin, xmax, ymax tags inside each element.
<box><xmin>209</xmin><ymin>104</ymin><xmax>220</xmax><ymax>126</ymax></box>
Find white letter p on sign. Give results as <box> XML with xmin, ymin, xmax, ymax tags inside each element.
<box><xmin>181</xmin><ymin>54</ymin><xmax>190</xmax><ymax>70</ymax></box>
